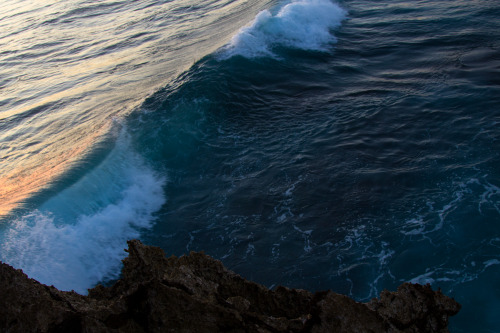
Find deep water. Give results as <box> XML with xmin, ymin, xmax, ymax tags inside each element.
<box><xmin>1</xmin><ymin>1</ymin><xmax>499</xmax><ymax>332</ymax></box>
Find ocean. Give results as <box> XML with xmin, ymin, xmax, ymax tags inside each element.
<box><xmin>1</xmin><ymin>0</ymin><xmax>499</xmax><ymax>331</ymax></box>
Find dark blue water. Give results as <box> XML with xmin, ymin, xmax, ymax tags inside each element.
<box><xmin>1</xmin><ymin>1</ymin><xmax>499</xmax><ymax>332</ymax></box>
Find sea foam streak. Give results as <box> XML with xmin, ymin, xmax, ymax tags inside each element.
<box><xmin>220</xmin><ymin>0</ymin><xmax>347</xmax><ymax>58</ymax></box>
<box><xmin>0</xmin><ymin>130</ymin><xmax>166</xmax><ymax>294</ymax></box>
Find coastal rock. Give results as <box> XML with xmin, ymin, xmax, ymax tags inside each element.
<box><xmin>0</xmin><ymin>239</ymin><xmax>460</xmax><ymax>332</ymax></box>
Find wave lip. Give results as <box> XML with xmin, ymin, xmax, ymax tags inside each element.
<box><xmin>220</xmin><ymin>0</ymin><xmax>347</xmax><ymax>59</ymax></box>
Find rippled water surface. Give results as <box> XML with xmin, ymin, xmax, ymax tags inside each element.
<box><xmin>1</xmin><ymin>1</ymin><xmax>499</xmax><ymax>332</ymax></box>
<box><xmin>0</xmin><ymin>0</ymin><xmax>272</xmax><ymax>215</ymax></box>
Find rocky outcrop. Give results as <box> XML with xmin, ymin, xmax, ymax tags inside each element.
<box><xmin>0</xmin><ymin>240</ymin><xmax>460</xmax><ymax>332</ymax></box>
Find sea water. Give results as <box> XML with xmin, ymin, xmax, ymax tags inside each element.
<box><xmin>1</xmin><ymin>1</ymin><xmax>499</xmax><ymax>332</ymax></box>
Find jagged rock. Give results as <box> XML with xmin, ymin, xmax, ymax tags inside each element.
<box><xmin>0</xmin><ymin>239</ymin><xmax>460</xmax><ymax>332</ymax></box>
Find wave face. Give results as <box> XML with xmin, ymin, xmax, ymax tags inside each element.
<box><xmin>0</xmin><ymin>0</ymin><xmax>273</xmax><ymax>292</ymax></box>
<box><xmin>0</xmin><ymin>0</ymin><xmax>273</xmax><ymax>216</ymax></box>
<box><xmin>0</xmin><ymin>130</ymin><xmax>166</xmax><ymax>293</ymax></box>
<box><xmin>1</xmin><ymin>0</ymin><xmax>500</xmax><ymax>332</ymax></box>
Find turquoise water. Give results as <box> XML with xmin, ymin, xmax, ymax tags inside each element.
<box><xmin>1</xmin><ymin>1</ymin><xmax>499</xmax><ymax>331</ymax></box>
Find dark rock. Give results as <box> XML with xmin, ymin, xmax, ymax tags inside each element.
<box><xmin>0</xmin><ymin>239</ymin><xmax>460</xmax><ymax>332</ymax></box>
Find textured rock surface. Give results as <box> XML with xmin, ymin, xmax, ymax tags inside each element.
<box><xmin>0</xmin><ymin>239</ymin><xmax>460</xmax><ymax>332</ymax></box>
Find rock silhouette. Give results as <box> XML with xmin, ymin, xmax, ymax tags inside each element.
<box><xmin>0</xmin><ymin>239</ymin><xmax>460</xmax><ymax>332</ymax></box>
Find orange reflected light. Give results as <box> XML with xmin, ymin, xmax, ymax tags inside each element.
<box><xmin>0</xmin><ymin>121</ymin><xmax>112</xmax><ymax>218</ymax></box>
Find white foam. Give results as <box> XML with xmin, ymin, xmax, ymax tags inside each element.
<box><xmin>400</xmin><ymin>217</ymin><xmax>426</xmax><ymax>235</ymax></box>
<box><xmin>401</xmin><ymin>176</ymin><xmax>500</xmax><ymax>238</ymax></box>
<box><xmin>293</xmin><ymin>225</ymin><xmax>314</xmax><ymax>252</ymax></box>
<box><xmin>478</xmin><ymin>179</ymin><xmax>500</xmax><ymax>215</ymax></box>
<box><xmin>0</xmin><ymin>131</ymin><xmax>166</xmax><ymax>294</ymax></box>
<box><xmin>483</xmin><ymin>259</ymin><xmax>500</xmax><ymax>269</ymax></box>
<box><xmin>219</xmin><ymin>0</ymin><xmax>347</xmax><ymax>59</ymax></box>
<box><xmin>409</xmin><ymin>271</ymin><xmax>435</xmax><ymax>285</ymax></box>
<box><xmin>376</xmin><ymin>248</ymin><xmax>395</xmax><ymax>266</ymax></box>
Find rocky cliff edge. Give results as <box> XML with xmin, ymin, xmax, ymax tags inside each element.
<box><xmin>0</xmin><ymin>239</ymin><xmax>460</xmax><ymax>332</ymax></box>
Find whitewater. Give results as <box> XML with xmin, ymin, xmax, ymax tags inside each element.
<box><xmin>1</xmin><ymin>0</ymin><xmax>499</xmax><ymax>332</ymax></box>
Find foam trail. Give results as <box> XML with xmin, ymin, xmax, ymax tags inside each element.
<box><xmin>220</xmin><ymin>0</ymin><xmax>347</xmax><ymax>59</ymax></box>
<box><xmin>0</xmin><ymin>131</ymin><xmax>166</xmax><ymax>294</ymax></box>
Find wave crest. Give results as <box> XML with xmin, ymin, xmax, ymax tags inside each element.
<box><xmin>0</xmin><ymin>131</ymin><xmax>166</xmax><ymax>294</ymax></box>
<box><xmin>220</xmin><ymin>0</ymin><xmax>347</xmax><ymax>59</ymax></box>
